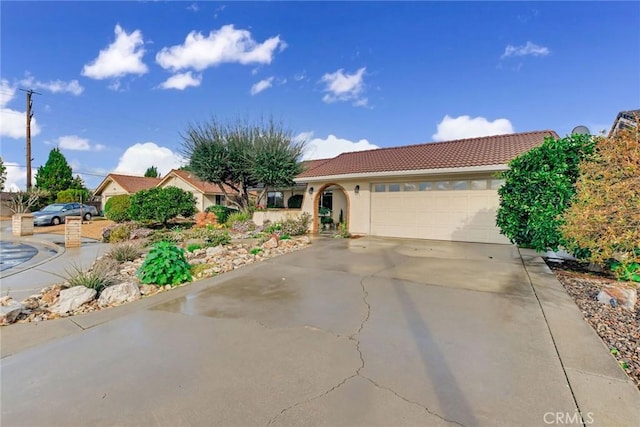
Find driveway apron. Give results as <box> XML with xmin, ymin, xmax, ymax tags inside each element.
<box><xmin>1</xmin><ymin>237</ymin><xmax>635</xmax><ymax>426</ymax></box>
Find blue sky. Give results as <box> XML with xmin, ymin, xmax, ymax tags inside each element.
<box><xmin>1</xmin><ymin>1</ymin><xmax>638</xmax><ymax>190</ymax></box>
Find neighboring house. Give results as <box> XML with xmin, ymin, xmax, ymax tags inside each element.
<box><xmin>609</xmin><ymin>109</ymin><xmax>639</xmax><ymax>137</ymax></box>
<box><xmin>94</xmin><ymin>170</ymin><xmax>237</xmax><ymax>213</ymax></box>
<box><xmin>157</xmin><ymin>169</ymin><xmax>235</xmax><ymax>212</ymax></box>
<box><xmin>292</xmin><ymin>130</ymin><xmax>558</xmax><ymax>244</ymax></box>
<box><xmin>93</xmin><ymin>174</ymin><xmax>162</xmax><ymax>213</ymax></box>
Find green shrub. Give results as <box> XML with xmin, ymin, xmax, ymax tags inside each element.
<box><xmin>104</xmin><ymin>194</ymin><xmax>132</xmax><ymax>222</ymax></box>
<box><xmin>610</xmin><ymin>261</ymin><xmax>640</xmax><ymax>283</ymax></box>
<box><xmin>250</xmin><ymin>247</ymin><xmax>263</xmax><ymax>255</ymax></box>
<box><xmin>185</xmin><ymin>228</ymin><xmax>231</xmax><ymax>246</ymax></box>
<box><xmin>137</xmin><ymin>241</ymin><xmax>192</xmax><ymax>286</ymax></box>
<box><xmin>56</xmin><ymin>188</ymin><xmax>90</xmax><ymax>204</ymax></box>
<box><xmin>264</xmin><ymin>213</ymin><xmax>311</xmax><ymax>236</ymax></box>
<box><xmin>287</xmin><ymin>194</ymin><xmax>303</xmax><ymax>209</ymax></box>
<box><xmin>108</xmin><ymin>242</ymin><xmax>141</xmax><ymax>262</ymax></box>
<box><xmin>225</xmin><ymin>211</ymin><xmax>251</xmax><ymax>227</ymax></box>
<box><xmin>280</xmin><ymin>234</ymin><xmax>291</xmax><ymax>240</ymax></box>
<box><xmin>206</xmin><ymin>205</ymin><xmax>236</xmax><ymax>224</ymax></box>
<box><xmin>147</xmin><ymin>229</ymin><xmax>183</xmax><ymax>245</ymax></box>
<box><xmin>496</xmin><ymin>134</ymin><xmax>595</xmax><ymax>252</ymax></box>
<box><xmin>65</xmin><ymin>264</ymin><xmax>114</xmax><ymax>294</ymax></box>
<box><xmin>187</xmin><ymin>243</ymin><xmax>203</xmax><ymax>252</ymax></box>
<box><xmin>264</xmin><ymin>222</ymin><xmax>283</xmax><ymax>234</ymax></box>
<box><xmin>129</xmin><ymin>186</ymin><xmax>196</xmax><ymax>225</ymax></box>
<box><xmin>108</xmin><ymin>224</ymin><xmax>134</xmax><ymax>243</ymax></box>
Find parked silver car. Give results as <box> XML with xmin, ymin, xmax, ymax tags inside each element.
<box><xmin>32</xmin><ymin>203</ymin><xmax>98</xmax><ymax>226</ymax></box>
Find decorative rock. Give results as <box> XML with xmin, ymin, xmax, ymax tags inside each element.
<box><xmin>98</xmin><ymin>282</ymin><xmax>141</xmax><ymax>308</ymax></box>
<box><xmin>41</xmin><ymin>285</ymin><xmax>62</xmax><ymax>305</ymax></box>
<box><xmin>49</xmin><ymin>286</ymin><xmax>97</xmax><ymax>314</ymax></box>
<box><xmin>298</xmin><ymin>236</ymin><xmax>311</xmax><ymax>245</ymax></box>
<box><xmin>139</xmin><ymin>284</ymin><xmax>159</xmax><ymax>296</ymax></box>
<box><xmin>262</xmin><ymin>237</ymin><xmax>279</xmax><ymax>250</ymax></box>
<box><xmin>597</xmin><ymin>284</ymin><xmax>637</xmax><ymax>311</ymax></box>
<box><xmin>0</xmin><ymin>299</ymin><xmax>24</xmax><ymax>325</ymax></box>
<box><xmin>21</xmin><ymin>297</ymin><xmax>40</xmax><ymax>310</ymax></box>
<box><xmin>206</xmin><ymin>245</ymin><xmax>226</xmax><ymax>257</ymax></box>
<box><xmin>189</xmin><ymin>258</ymin><xmax>206</xmax><ymax>265</ymax></box>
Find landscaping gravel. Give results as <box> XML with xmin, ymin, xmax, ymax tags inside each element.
<box><xmin>546</xmin><ymin>260</ymin><xmax>639</xmax><ymax>390</ymax></box>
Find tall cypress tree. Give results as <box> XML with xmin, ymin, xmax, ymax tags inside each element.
<box><xmin>35</xmin><ymin>148</ymin><xmax>74</xmax><ymax>196</ymax></box>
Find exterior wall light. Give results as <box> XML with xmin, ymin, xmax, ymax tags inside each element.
<box><xmin>355</xmin><ymin>185</ymin><xmax>360</xmax><ymax>194</ymax></box>
<box><xmin>308</xmin><ymin>186</ymin><xmax>314</xmax><ymax>195</ymax></box>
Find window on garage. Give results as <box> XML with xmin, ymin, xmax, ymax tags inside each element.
<box><xmin>403</xmin><ymin>183</ymin><xmax>417</xmax><ymax>191</ymax></box>
<box><xmin>435</xmin><ymin>181</ymin><xmax>450</xmax><ymax>190</ymax></box>
<box><xmin>452</xmin><ymin>180</ymin><xmax>468</xmax><ymax>190</ymax></box>
<box><xmin>419</xmin><ymin>182</ymin><xmax>432</xmax><ymax>191</ymax></box>
<box><xmin>470</xmin><ymin>179</ymin><xmax>488</xmax><ymax>190</ymax></box>
<box><xmin>373</xmin><ymin>184</ymin><xmax>386</xmax><ymax>192</ymax></box>
<box><xmin>388</xmin><ymin>184</ymin><xmax>401</xmax><ymax>192</ymax></box>
<box><xmin>490</xmin><ymin>179</ymin><xmax>505</xmax><ymax>189</ymax></box>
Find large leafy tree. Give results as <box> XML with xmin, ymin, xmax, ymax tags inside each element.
<box><xmin>561</xmin><ymin>124</ymin><xmax>639</xmax><ymax>278</ymax></box>
<box><xmin>496</xmin><ymin>134</ymin><xmax>595</xmax><ymax>251</ymax></box>
<box><xmin>0</xmin><ymin>156</ymin><xmax>6</xmax><ymax>191</ymax></box>
<box><xmin>181</xmin><ymin>117</ymin><xmax>305</xmax><ymax>212</ymax></box>
<box><xmin>144</xmin><ymin>166</ymin><xmax>160</xmax><ymax>178</ymax></box>
<box><xmin>35</xmin><ymin>148</ymin><xmax>74</xmax><ymax>196</ymax></box>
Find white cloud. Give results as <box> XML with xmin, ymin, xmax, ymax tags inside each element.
<box><xmin>159</xmin><ymin>71</ymin><xmax>203</xmax><ymax>90</ymax></box>
<box><xmin>501</xmin><ymin>41</ymin><xmax>550</xmax><ymax>59</ymax></box>
<box><xmin>0</xmin><ymin>80</ymin><xmax>42</xmax><ymax>139</ymax></box>
<box><xmin>250</xmin><ymin>77</ymin><xmax>274</xmax><ymax>95</ymax></box>
<box><xmin>155</xmin><ymin>24</ymin><xmax>285</xmax><ymax>72</ymax></box>
<box><xmin>114</xmin><ymin>142</ymin><xmax>184</xmax><ymax>176</ymax></box>
<box><xmin>297</xmin><ymin>132</ymin><xmax>379</xmax><ymax>160</ymax></box>
<box><xmin>56</xmin><ymin>135</ymin><xmax>105</xmax><ymax>151</ymax></box>
<box><xmin>82</xmin><ymin>24</ymin><xmax>148</xmax><ymax>80</ymax></box>
<box><xmin>0</xmin><ymin>79</ymin><xmax>16</xmax><ymax>106</ymax></box>
<box><xmin>432</xmin><ymin>115</ymin><xmax>514</xmax><ymax>142</ymax></box>
<box><xmin>320</xmin><ymin>67</ymin><xmax>367</xmax><ymax>106</ymax></box>
<box><xmin>3</xmin><ymin>162</ymin><xmax>36</xmax><ymax>192</ymax></box>
<box><xmin>187</xmin><ymin>3</ymin><xmax>199</xmax><ymax>12</ymax></box>
<box><xmin>20</xmin><ymin>74</ymin><xmax>84</xmax><ymax>95</ymax></box>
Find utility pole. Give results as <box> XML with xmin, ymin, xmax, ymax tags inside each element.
<box><xmin>20</xmin><ymin>89</ymin><xmax>41</xmax><ymax>190</ymax></box>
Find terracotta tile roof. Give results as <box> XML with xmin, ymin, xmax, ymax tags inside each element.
<box><xmin>167</xmin><ymin>169</ymin><xmax>238</xmax><ymax>194</ymax></box>
<box><xmin>300</xmin><ymin>158</ymin><xmax>333</xmax><ymax>172</ymax></box>
<box><xmin>108</xmin><ymin>174</ymin><xmax>162</xmax><ymax>193</ymax></box>
<box><xmin>296</xmin><ymin>130</ymin><xmax>558</xmax><ymax>178</ymax></box>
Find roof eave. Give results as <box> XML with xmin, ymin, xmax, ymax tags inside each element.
<box><xmin>294</xmin><ymin>164</ymin><xmax>508</xmax><ymax>183</ymax></box>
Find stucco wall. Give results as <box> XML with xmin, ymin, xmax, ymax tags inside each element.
<box><xmin>159</xmin><ymin>177</ymin><xmax>204</xmax><ymax>212</ymax></box>
<box><xmin>253</xmin><ymin>210</ymin><xmax>304</xmax><ymax>226</ymax></box>
<box><xmin>100</xmin><ymin>180</ymin><xmax>128</xmax><ymax>212</ymax></box>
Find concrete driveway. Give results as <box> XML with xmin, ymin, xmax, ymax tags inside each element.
<box><xmin>1</xmin><ymin>237</ymin><xmax>639</xmax><ymax>426</ymax></box>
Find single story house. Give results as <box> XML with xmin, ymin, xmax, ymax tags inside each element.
<box><xmin>93</xmin><ymin>174</ymin><xmax>162</xmax><ymax>213</ymax></box>
<box><xmin>289</xmin><ymin>130</ymin><xmax>558</xmax><ymax>244</ymax></box>
<box><xmin>156</xmin><ymin>169</ymin><xmax>236</xmax><ymax>212</ymax></box>
<box><xmin>94</xmin><ymin>169</ymin><xmax>236</xmax><ymax>213</ymax></box>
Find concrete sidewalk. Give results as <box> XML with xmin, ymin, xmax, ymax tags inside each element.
<box><xmin>1</xmin><ymin>237</ymin><xmax>639</xmax><ymax>426</ymax></box>
<box><xmin>0</xmin><ymin>227</ymin><xmax>110</xmax><ymax>301</ymax></box>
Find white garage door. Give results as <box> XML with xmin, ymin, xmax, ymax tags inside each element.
<box><xmin>370</xmin><ymin>181</ymin><xmax>510</xmax><ymax>244</ymax></box>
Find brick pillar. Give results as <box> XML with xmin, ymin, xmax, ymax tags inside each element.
<box><xmin>65</xmin><ymin>216</ymin><xmax>82</xmax><ymax>248</ymax></box>
<box><xmin>12</xmin><ymin>214</ymin><xmax>34</xmax><ymax>236</ymax></box>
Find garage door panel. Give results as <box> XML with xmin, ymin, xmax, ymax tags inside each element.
<box><xmin>370</xmin><ymin>190</ymin><xmax>509</xmax><ymax>244</ymax></box>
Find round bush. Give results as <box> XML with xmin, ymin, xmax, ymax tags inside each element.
<box><xmin>104</xmin><ymin>194</ymin><xmax>132</xmax><ymax>222</ymax></box>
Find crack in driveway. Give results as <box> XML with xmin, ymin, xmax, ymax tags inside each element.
<box><xmin>265</xmin><ymin>275</ymin><xmax>464</xmax><ymax>427</ymax></box>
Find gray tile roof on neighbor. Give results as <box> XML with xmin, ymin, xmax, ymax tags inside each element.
<box><xmin>296</xmin><ymin>130</ymin><xmax>559</xmax><ymax>178</ymax></box>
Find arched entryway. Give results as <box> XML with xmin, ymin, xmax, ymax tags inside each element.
<box><xmin>312</xmin><ymin>183</ymin><xmax>350</xmax><ymax>234</ymax></box>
